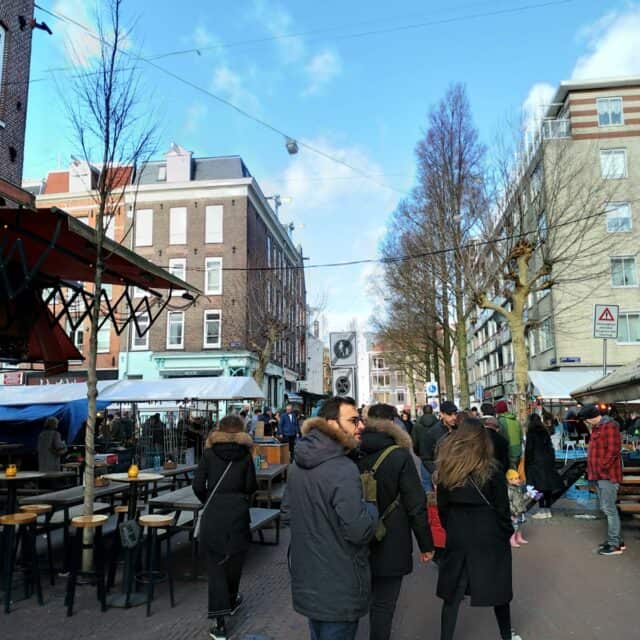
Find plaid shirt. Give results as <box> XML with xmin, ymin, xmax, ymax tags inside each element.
<box><xmin>587</xmin><ymin>417</ymin><xmax>622</xmax><ymax>483</ymax></box>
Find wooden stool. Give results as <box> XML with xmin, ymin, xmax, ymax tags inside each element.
<box><xmin>107</xmin><ymin>503</ymin><xmax>144</xmax><ymax>590</ymax></box>
<box><xmin>65</xmin><ymin>514</ymin><xmax>108</xmax><ymax>617</ymax></box>
<box><xmin>19</xmin><ymin>504</ymin><xmax>55</xmax><ymax>586</ymax></box>
<box><xmin>0</xmin><ymin>512</ymin><xmax>43</xmax><ymax>614</ymax></box>
<box><xmin>138</xmin><ymin>514</ymin><xmax>175</xmax><ymax>617</ymax></box>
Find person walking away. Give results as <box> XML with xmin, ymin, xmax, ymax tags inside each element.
<box><xmin>495</xmin><ymin>401</ymin><xmax>522</xmax><ymax>470</ymax></box>
<box><xmin>482</xmin><ymin>416</ymin><xmax>510</xmax><ymax>475</ymax></box>
<box><xmin>422</xmin><ymin>402</ymin><xmax>459</xmax><ymax>490</ymax></box>
<box><xmin>193</xmin><ymin>416</ymin><xmax>257</xmax><ymax>640</ymax></box>
<box><xmin>506</xmin><ymin>470</ymin><xmax>529</xmax><ymax>547</ymax></box>
<box><xmin>435</xmin><ymin>417</ymin><xmax>522</xmax><ymax>640</ymax></box>
<box><xmin>37</xmin><ymin>416</ymin><xmax>67</xmax><ymax>472</ymax></box>
<box><xmin>279</xmin><ymin>403</ymin><xmax>301</xmax><ymax>461</ymax></box>
<box><xmin>579</xmin><ymin>404</ymin><xmax>624</xmax><ymax>556</ymax></box>
<box><xmin>357</xmin><ymin>404</ymin><xmax>434</xmax><ymax>640</ymax></box>
<box><xmin>412</xmin><ymin>405</ymin><xmax>438</xmax><ymax>490</ymax></box>
<box><xmin>525</xmin><ymin>414</ymin><xmax>563</xmax><ymax>520</ymax></box>
<box><xmin>287</xmin><ymin>396</ymin><xmax>378</xmax><ymax>640</ymax></box>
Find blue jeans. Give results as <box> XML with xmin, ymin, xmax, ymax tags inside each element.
<box><xmin>308</xmin><ymin>620</ymin><xmax>359</xmax><ymax>640</ymax></box>
<box><xmin>420</xmin><ymin>464</ymin><xmax>433</xmax><ymax>491</ymax></box>
<box><xmin>596</xmin><ymin>480</ymin><xmax>621</xmax><ymax>546</ymax></box>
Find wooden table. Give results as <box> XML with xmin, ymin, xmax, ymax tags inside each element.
<box><xmin>622</xmin><ymin>466</ymin><xmax>640</xmax><ymax>474</ymax></box>
<box><xmin>102</xmin><ymin>473</ymin><xmax>164</xmax><ymax>520</ymax></box>
<box><xmin>256</xmin><ymin>463</ymin><xmax>288</xmax><ymax>508</ymax></box>
<box><xmin>620</xmin><ymin>475</ymin><xmax>640</xmax><ymax>485</ymax></box>
<box><xmin>0</xmin><ymin>471</ymin><xmax>45</xmax><ymax>513</ymax></box>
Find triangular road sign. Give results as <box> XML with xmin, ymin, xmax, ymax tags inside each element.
<box><xmin>598</xmin><ymin>307</ymin><xmax>616</xmax><ymax>322</ymax></box>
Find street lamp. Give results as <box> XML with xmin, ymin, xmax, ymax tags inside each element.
<box><xmin>286</xmin><ymin>138</ymin><xmax>299</xmax><ymax>155</ymax></box>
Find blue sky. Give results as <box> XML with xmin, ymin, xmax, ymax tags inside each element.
<box><xmin>23</xmin><ymin>0</ymin><xmax>640</xmax><ymax>337</ymax></box>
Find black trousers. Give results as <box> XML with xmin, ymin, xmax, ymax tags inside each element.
<box><xmin>540</xmin><ymin>490</ymin><xmax>554</xmax><ymax>509</ymax></box>
<box><xmin>440</xmin><ymin>566</ymin><xmax>511</xmax><ymax>640</ymax></box>
<box><xmin>370</xmin><ymin>575</ymin><xmax>403</xmax><ymax>640</ymax></box>
<box><xmin>206</xmin><ymin>549</ymin><xmax>246</xmax><ymax>617</ymax></box>
<box><xmin>287</xmin><ymin>435</ymin><xmax>297</xmax><ymax>460</ymax></box>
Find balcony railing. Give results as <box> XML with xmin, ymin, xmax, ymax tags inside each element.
<box><xmin>542</xmin><ymin>118</ymin><xmax>571</xmax><ymax>139</ymax></box>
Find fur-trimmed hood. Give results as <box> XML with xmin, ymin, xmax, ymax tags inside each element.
<box><xmin>295</xmin><ymin>417</ymin><xmax>358</xmax><ymax>469</ymax></box>
<box><xmin>360</xmin><ymin>417</ymin><xmax>412</xmax><ymax>449</ymax></box>
<box><xmin>206</xmin><ymin>430</ymin><xmax>254</xmax><ymax>449</ymax></box>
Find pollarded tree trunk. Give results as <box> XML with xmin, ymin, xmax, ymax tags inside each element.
<box><xmin>509</xmin><ymin>293</ymin><xmax>529</xmax><ymax>425</ymax></box>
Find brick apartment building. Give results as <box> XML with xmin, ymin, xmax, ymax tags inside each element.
<box><xmin>0</xmin><ymin>0</ymin><xmax>35</xmax><ymax>207</ymax></box>
<box><xmin>35</xmin><ymin>145</ymin><xmax>307</xmax><ymax>407</ymax></box>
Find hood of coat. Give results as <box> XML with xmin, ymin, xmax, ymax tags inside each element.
<box><xmin>295</xmin><ymin>417</ymin><xmax>359</xmax><ymax>470</ymax></box>
<box><xmin>418</xmin><ymin>414</ymin><xmax>438</xmax><ymax>428</ymax></box>
<box><xmin>359</xmin><ymin>417</ymin><xmax>412</xmax><ymax>454</ymax></box>
<box><xmin>499</xmin><ymin>411</ymin><xmax>517</xmax><ymax>420</ymax></box>
<box><xmin>207</xmin><ymin>430</ymin><xmax>254</xmax><ymax>462</ymax></box>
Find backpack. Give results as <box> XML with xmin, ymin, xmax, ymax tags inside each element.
<box><xmin>360</xmin><ymin>445</ymin><xmax>402</xmax><ymax>542</ymax></box>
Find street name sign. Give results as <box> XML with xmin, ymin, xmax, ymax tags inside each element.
<box><xmin>593</xmin><ymin>304</ymin><xmax>619</xmax><ymax>339</ymax></box>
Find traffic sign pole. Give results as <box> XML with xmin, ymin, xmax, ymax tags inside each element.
<box><xmin>603</xmin><ymin>338</ymin><xmax>607</xmax><ymax>378</ymax></box>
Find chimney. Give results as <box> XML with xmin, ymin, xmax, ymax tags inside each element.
<box><xmin>164</xmin><ymin>143</ymin><xmax>192</xmax><ymax>182</ymax></box>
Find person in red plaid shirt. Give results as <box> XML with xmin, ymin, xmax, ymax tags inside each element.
<box><xmin>579</xmin><ymin>404</ymin><xmax>623</xmax><ymax>556</ymax></box>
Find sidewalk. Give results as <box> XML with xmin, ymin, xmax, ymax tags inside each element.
<box><xmin>2</xmin><ymin>511</ymin><xmax>639</xmax><ymax>639</ymax></box>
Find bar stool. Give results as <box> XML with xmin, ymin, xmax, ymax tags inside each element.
<box><xmin>106</xmin><ymin>504</ymin><xmax>144</xmax><ymax>591</ymax></box>
<box><xmin>65</xmin><ymin>514</ymin><xmax>108</xmax><ymax>617</ymax></box>
<box><xmin>19</xmin><ymin>504</ymin><xmax>55</xmax><ymax>585</ymax></box>
<box><xmin>0</xmin><ymin>512</ymin><xmax>43</xmax><ymax>614</ymax></box>
<box><xmin>137</xmin><ymin>514</ymin><xmax>175</xmax><ymax>617</ymax></box>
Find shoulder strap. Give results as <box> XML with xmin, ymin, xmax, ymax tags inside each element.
<box><xmin>469</xmin><ymin>476</ymin><xmax>494</xmax><ymax>510</ymax></box>
<box><xmin>371</xmin><ymin>445</ymin><xmax>401</xmax><ymax>474</ymax></box>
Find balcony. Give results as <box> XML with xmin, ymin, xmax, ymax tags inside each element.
<box><xmin>542</xmin><ymin>118</ymin><xmax>571</xmax><ymax>139</ymax></box>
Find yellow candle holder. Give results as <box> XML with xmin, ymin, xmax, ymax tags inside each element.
<box><xmin>127</xmin><ymin>463</ymin><xmax>139</xmax><ymax>479</ymax></box>
<box><xmin>5</xmin><ymin>464</ymin><xmax>17</xmax><ymax>477</ymax></box>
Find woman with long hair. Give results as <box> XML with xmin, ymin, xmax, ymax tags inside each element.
<box><xmin>435</xmin><ymin>418</ymin><xmax>522</xmax><ymax>640</ymax></box>
<box><xmin>193</xmin><ymin>415</ymin><xmax>257</xmax><ymax>640</ymax></box>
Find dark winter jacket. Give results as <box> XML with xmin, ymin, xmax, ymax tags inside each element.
<box><xmin>525</xmin><ymin>426</ymin><xmax>563</xmax><ymax>492</ymax></box>
<box><xmin>437</xmin><ymin>470</ymin><xmax>513</xmax><ymax>606</ymax></box>
<box><xmin>357</xmin><ymin>418</ymin><xmax>433</xmax><ymax>577</ymax></box>
<box><xmin>287</xmin><ymin>417</ymin><xmax>378</xmax><ymax>622</ymax></box>
<box><xmin>421</xmin><ymin>420</ymin><xmax>450</xmax><ymax>473</ymax></box>
<box><xmin>193</xmin><ymin>431</ymin><xmax>257</xmax><ymax>556</ymax></box>
<box><xmin>412</xmin><ymin>413</ymin><xmax>438</xmax><ymax>462</ymax></box>
<box><xmin>486</xmin><ymin>428</ymin><xmax>510</xmax><ymax>475</ymax></box>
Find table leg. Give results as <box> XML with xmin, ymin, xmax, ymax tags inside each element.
<box><xmin>7</xmin><ymin>484</ymin><xmax>17</xmax><ymax>514</ymax></box>
<box><xmin>128</xmin><ymin>484</ymin><xmax>139</xmax><ymax>521</ymax></box>
<box><xmin>267</xmin><ymin>479</ymin><xmax>273</xmax><ymax>508</ymax></box>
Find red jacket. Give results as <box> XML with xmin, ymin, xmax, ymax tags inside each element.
<box><xmin>587</xmin><ymin>418</ymin><xmax>622</xmax><ymax>483</ymax></box>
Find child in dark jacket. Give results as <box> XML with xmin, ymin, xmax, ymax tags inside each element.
<box><xmin>507</xmin><ymin>469</ymin><xmax>529</xmax><ymax>548</ymax></box>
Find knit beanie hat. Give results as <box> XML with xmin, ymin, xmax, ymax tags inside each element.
<box><xmin>506</xmin><ymin>469</ymin><xmax>520</xmax><ymax>482</ymax></box>
<box><xmin>495</xmin><ymin>400</ymin><xmax>509</xmax><ymax>414</ymax></box>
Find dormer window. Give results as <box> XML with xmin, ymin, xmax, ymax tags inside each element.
<box><xmin>157</xmin><ymin>165</ymin><xmax>166</xmax><ymax>181</ymax></box>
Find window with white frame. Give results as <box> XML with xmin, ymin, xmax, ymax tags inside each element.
<box><xmin>97</xmin><ymin>319</ymin><xmax>110</xmax><ymax>353</ymax></box>
<box><xmin>372</xmin><ymin>373</ymin><xmax>391</xmax><ymax>387</ymax></box>
<box><xmin>205</xmin><ymin>257</ymin><xmax>223</xmax><ymax>295</ymax></box>
<box><xmin>617</xmin><ymin>312</ymin><xmax>640</xmax><ymax>344</ymax></box>
<box><xmin>169</xmin><ymin>207</ymin><xmax>187</xmax><ymax>244</ymax></box>
<box><xmin>135</xmin><ymin>209</ymin><xmax>153</xmax><ymax>246</ymax></box>
<box><xmin>205</xmin><ymin>205</ymin><xmax>223</xmax><ymax>243</ymax></box>
<box><xmin>131</xmin><ymin>312</ymin><xmax>150</xmax><ymax>350</ymax></box>
<box><xmin>372</xmin><ymin>356</ymin><xmax>385</xmax><ymax>369</ymax></box>
<box><xmin>67</xmin><ymin>321</ymin><xmax>84</xmax><ymax>351</ymax></box>
<box><xmin>168</xmin><ymin>258</ymin><xmax>186</xmax><ymax>295</ymax></box>
<box><xmin>611</xmin><ymin>257</ymin><xmax>638</xmax><ymax>287</ymax></box>
<box><xmin>606</xmin><ymin>202</ymin><xmax>632</xmax><ymax>232</ymax></box>
<box><xmin>539</xmin><ymin>318</ymin><xmax>553</xmax><ymax>352</ymax></box>
<box><xmin>166</xmin><ymin>311</ymin><xmax>184</xmax><ymax>349</ymax></box>
<box><xmin>396</xmin><ymin>390</ymin><xmax>406</xmax><ymax>404</ymax></box>
<box><xmin>528</xmin><ymin>329</ymin><xmax>537</xmax><ymax>357</ymax></box>
<box><xmin>597</xmin><ymin>97</ymin><xmax>624</xmax><ymax>127</ymax></box>
<box><xmin>101</xmin><ymin>284</ymin><xmax>112</xmax><ymax>300</ymax></box>
<box><xmin>0</xmin><ymin>26</ymin><xmax>6</xmax><ymax>98</ymax></box>
<box><xmin>132</xmin><ymin>286</ymin><xmax>146</xmax><ymax>298</ymax></box>
<box><xmin>600</xmin><ymin>149</ymin><xmax>627</xmax><ymax>179</ymax></box>
<box><xmin>203</xmin><ymin>310</ymin><xmax>222</xmax><ymax>348</ymax></box>
<box><xmin>396</xmin><ymin>372</ymin><xmax>405</xmax><ymax>386</ymax></box>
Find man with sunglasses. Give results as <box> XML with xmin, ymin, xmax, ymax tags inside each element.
<box><xmin>287</xmin><ymin>396</ymin><xmax>379</xmax><ymax>640</ymax></box>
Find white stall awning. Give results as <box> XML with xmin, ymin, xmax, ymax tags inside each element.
<box><xmin>0</xmin><ymin>381</ymin><xmax>117</xmax><ymax>406</ymax></box>
<box><xmin>529</xmin><ymin>369</ymin><xmax>603</xmax><ymax>400</ymax></box>
<box><xmin>571</xmin><ymin>359</ymin><xmax>640</xmax><ymax>403</ymax></box>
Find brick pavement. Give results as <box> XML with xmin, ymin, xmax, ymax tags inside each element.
<box><xmin>2</xmin><ymin>511</ymin><xmax>640</xmax><ymax>639</ymax></box>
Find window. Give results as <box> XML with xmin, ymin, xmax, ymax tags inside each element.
<box><xmin>372</xmin><ymin>357</ymin><xmax>385</xmax><ymax>369</ymax></box>
<box><xmin>372</xmin><ymin>373</ymin><xmax>391</xmax><ymax>386</ymax></box>
<box><xmin>539</xmin><ymin>318</ymin><xmax>553</xmax><ymax>352</ymax></box>
<box><xmin>131</xmin><ymin>312</ymin><xmax>150</xmax><ymax>350</ymax></box>
<box><xmin>67</xmin><ymin>321</ymin><xmax>84</xmax><ymax>351</ymax></box>
<box><xmin>135</xmin><ymin>209</ymin><xmax>153</xmax><ymax>246</ymax></box>
<box><xmin>267</xmin><ymin>236</ymin><xmax>272</xmax><ymax>267</ymax></box>
<box><xmin>396</xmin><ymin>372</ymin><xmax>405</xmax><ymax>386</ymax></box>
<box><xmin>101</xmin><ymin>284</ymin><xmax>112</xmax><ymax>300</ymax></box>
<box><xmin>397</xmin><ymin>390</ymin><xmax>406</xmax><ymax>404</ymax></box>
<box><xmin>104</xmin><ymin>216</ymin><xmax>115</xmax><ymax>240</ymax></box>
<box><xmin>205</xmin><ymin>205</ymin><xmax>223</xmax><ymax>243</ymax></box>
<box><xmin>203</xmin><ymin>310</ymin><xmax>222</xmax><ymax>348</ymax></box>
<box><xmin>166</xmin><ymin>311</ymin><xmax>184</xmax><ymax>349</ymax></box>
<box><xmin>611</xmin><ymin>257</ymin><xmax>638</xmax><ymax>287</ymax></box>
<box><xmin>0</xmin><ymin>25</ymin><xmax>5</xmax><ymax>102</ymax></box>
<box><xmin>132</xmin><ymin>286</ymin><xmax>146</xmax><ymax>298</ymax></box>
<box><xmin>169</xmin><ymin>207</ymin><xmax>187</xmax><ymax>244</ymax></box>
<box><xmin>600</xmin><ymin>149</ymin><xmax>627</xmax><ymax>179</ymax></box>
<box><xmin>157</xmin><ymin>165</ymin><xmax>166</xmax><ymax>181</ymax></box>
<box><xmin>97</xmin><ymin>320</ymin><xmax>110</xmax><ymax>353</ymax></box>
<box><xmin>168</xmin><ymin>258</ymin><xmax>186</xmax><ymax>295</ymax></box>
<box><xmin>597</xmin><ymin>97</ymin><xmax>623</xmax><ymax>127</ymax></box>
<box><xmin>528</xmin><ymin>329</ymin><xmax>536</xmax><ymax>357</ymax></box>
<box><xmin>537</xmin><ymin>210</ymin><xmax>547</xmax><ymax>241</ymax></box>
<box><xmin>617</xmin><ymin>312</ymin><xmax>640</xmax><ymax>344</ymax></box>
<box><xmin>606</xmin><ymin>203</ymin><xmax>632</xmax><ymax>233</ymax></box>
<box><xmin>205</xmin><ymin>257</ymin><xmax>223</xmax><ymax>295</ymax></box>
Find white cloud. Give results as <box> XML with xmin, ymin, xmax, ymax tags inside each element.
<box><xmin>522</xmin><ymin>82</ymin><xmax>555</xmax><ymax>136</ymax></box>
<box><xmin>304</xmin><ymin>49</ymin><xmax>342</xmax><ymax>96</ymax></box>
<box><xmin>211</xmin><ymin>64</ymin><xmax>261</xmax><ymax>113</ymax></box>
<box><xmin>53</xmin><ymin>0</ymin><xmax>101</xmax><ymax>67</ymax></box>
<box><xmin>192</xmin><ymin>25</ymin><xmax>219</xmax><ymax>49</ymax></box>
<box><xmin>572</xmin><ymin>6</ymin><xmax>640</xmax><ymax>79</ymax></box>
<box><xmin>183</xmin><ymin>103</ymin><xmax>208</xmax><ymax>134</ymax></box>
<box><xmin>251</xmin><ymin>0</ymin><xmax>306</xmax><ymax>63</ymax></box>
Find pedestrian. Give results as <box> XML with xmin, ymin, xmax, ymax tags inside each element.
<box><xmin>399</xmin><ymin>410</ymin><xmax>414</xmax><ymax>435</ymax></box>
<box><xmin>469</xmin><ymin>406</ymin><xmax>479</xmax><ymax>418</ymax></box>
<box><xmin>506</xmin><ymin>469</ymin><xmax>529</xmax><ymax>548</ymax></box>
<box><xmin>357</xmin><ymin>404</ymin><xmax>434</xmax><ymax>640</ymax></box>
<box><xmin>422</xmin><ymin>401</ymin><xmax>459</xmax><ymax>489</ymax></box>
<box><xmin>525</xmin><ymin>413</ymin><xmax>563</xmax><ymax>520</ymax></box>
<box><xmin>579</xmin><ymin>404</ymin><xmax>624</xmax><ymax>556</ymax></box>
<box><xmin>286</xmin><ymin>396</ymin><xmax>378</xmax><ymax>640</ymax></box>
<box><xmin>495</xmin><ymin>400</ymin><xmax>522</xmax><ymax>469</ymax></box>
<box><xmin>193</xmin><ymin>415</ymin><xmax>257</xmax><ymax>640</ymax></box>
<box><xmin>412</xmin><ymin>405</ymin><xmax>438</xmax><ymax>490</ymax></box>
<box><xmin>434</xmin><ymin>417</ymin><xmax>521</xmax><ymax>640</ymax></box>
<box><xmin>37</xmin><ymin>416</ymin><xmax>67</xmax><ymax>472</ymax></box>
<box><xmin>279</xmin><ymin>403</ymin><xmax>301</xmax><ymax>461</ymax></box>
<box><xmin>482</xmin><ymin>415</ymin><xmax>510</xmax><ymax>474</ymax></box>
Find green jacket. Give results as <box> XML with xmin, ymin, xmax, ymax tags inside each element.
<box><xmin>497</xmin><ymin>412</ymin><xmax>522</xmax><ymax>469</ymax></box>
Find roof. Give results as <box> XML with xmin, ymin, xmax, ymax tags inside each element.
<box><xmin>0</xmin><ymin>206</ymin><xmax>199</xmax><ymax>293</ymax></box>
<box><xmin>570</xmin><ymin>360</ymin><xmax>640</xmax><ymax>403</ymax></box>
<box><xmin>99</xmin><ymin>376</ymin><xmax>265</xmax><ymax>402</ymax></box>
<box><xmin>529</xmin><ymin>369</ymin><xmax>604</xmax><ymax>400</ymax></box>
<box><xmin>137</xmin><ymin>155</ymin><xmax>252</xmax><ymax>185</ymax></box>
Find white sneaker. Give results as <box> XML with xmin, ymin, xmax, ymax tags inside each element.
<box><xmin>531</xmin><ymin>511</ymin><xmax>547</xmax><ymax>519</ymax></box>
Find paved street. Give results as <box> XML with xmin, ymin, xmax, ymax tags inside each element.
<box><xmin>3</xmin><ymin>507</ymin><xmax>639</xmax><ymax>639</ymax></box>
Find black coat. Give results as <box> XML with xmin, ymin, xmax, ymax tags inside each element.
<box><xmin>193</xmin><ymin>431</ymin><xmax>257</xmax><ymax>556</ymax></box>
<box><xmin>487</xmin><ymin>428</ymin><xmax>510</xmax><ymax>475</ymax></box>
<box><xmin>437</xmin><ymin>470</ymin><xmax>513</xmax><ymax>606</ymax></box>
<box><xmin>357</xmin><ymin>419</ymin><xmax>433</xmax><ymax>577</ymax></box>
<box><xmin>525</xmin><ymin>426</ymin><xmax>563</xmax><ymax>492</ymax></box>
<box><xmin>411</xmin><ymin>413</ymin><xmax>438</xmax><ymax>462</ymax></box>
<box><xmin>422</xmin><ymin>421</ymin><xmax>450</xmax><ymax>472</ymax></box>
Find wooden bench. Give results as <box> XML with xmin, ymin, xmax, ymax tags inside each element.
<box><xmin>250</xmin><ymin>508</ymin><xmax>280</xmax><ymax>545</ymax></box>
<box><xmin>619</xmin><ymin>502</ymin><xmax>640</xmax><ymax>513</ymax></box>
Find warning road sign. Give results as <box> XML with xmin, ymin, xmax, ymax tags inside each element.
<box><xmin>593</xmin><ymin>304</ymin><xmax>619</xmax><ymax>339</ymax></box>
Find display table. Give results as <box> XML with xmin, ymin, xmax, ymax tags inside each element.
<box><xmin>254</xmin><ymin>443</ymin><xmax>290</xmax><ymax>465</ymax></box>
